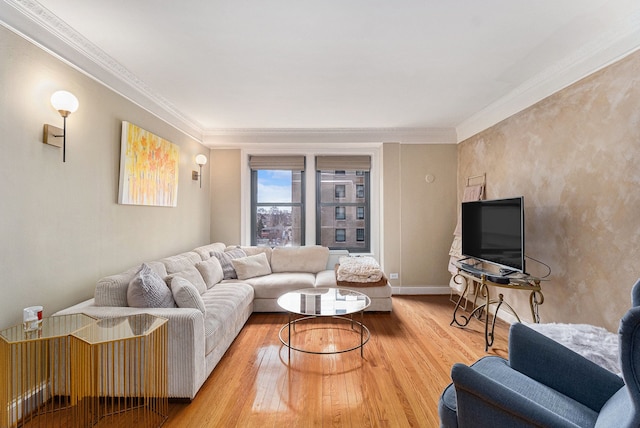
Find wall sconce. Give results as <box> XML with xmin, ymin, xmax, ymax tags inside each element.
<box><xmin>43</xmin><ymin>90</ymin><xmax>79</xmax><ymax>162</ymax></box>
<box><xmin>192</xmin><ymin>154</ymin><xmax>208</xmax><ymax>188</ymax></box>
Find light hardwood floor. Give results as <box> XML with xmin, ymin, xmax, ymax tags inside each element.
<box><xmin>164</xmin><ymin>295</ymin><xmax>510</xmax><ymax>428</ymax></box>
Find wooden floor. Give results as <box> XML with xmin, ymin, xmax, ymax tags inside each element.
<box><xmin>164</xmin><ymin>295</ymin><xmax>510</xmax><ymax>428</ymax></box>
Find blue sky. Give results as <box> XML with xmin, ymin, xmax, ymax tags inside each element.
<box><xmin>257</xmin><ymin>170</ymin><xmax>292</xmax><ymax>203</ymax></box>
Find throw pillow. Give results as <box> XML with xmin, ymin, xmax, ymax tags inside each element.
<box><xmin>165</xmin><ymin>265</ymin><xmax>207</xmax><ymax>295</ymax></box>
<box><xmin>127</xmin><ymin>263</ymin><xmax>176</xmax><ymax>308</ymax></box>
<box><xmin>195</xmin><ymin>257</ymin><xmax>224</xmax><ymax>289</ymax></box>
<box><xmin>212</xmin><ymin>248</ymin><xmax>247</xmax><ymax>280</ymax></box>
<box><xmin>231</xmin><ymin>252</ymin><xmax>272</xmax><ymax>280</ymax></box>
<box><xmin>171</xmin><ymin>277</ymin><xmax>206</xmax><ymax>315</ymax></box>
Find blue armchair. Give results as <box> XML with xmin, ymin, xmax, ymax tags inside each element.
<box><xmin>439</xmin><ymin>279</ymin><xmax>640</xmax><ymax>428</ymax></box>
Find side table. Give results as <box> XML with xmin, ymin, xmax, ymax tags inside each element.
<box><xmin>0</xmin><ymin>313</ymin><xmax>96</xmax><ymax>427</ymax></box>
<box><xmin>71</xmin><ymin>314</ymin><xmax>168</xmax><ymax>428</ymax></box>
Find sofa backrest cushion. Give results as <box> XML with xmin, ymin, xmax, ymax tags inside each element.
<box><xmin>95</xmin><ymin>261</ymin><xmax>167</xmax><ymax>307</ymax></box>
<box><xmin>193</xmin><ymin>242</ymin><xmax>226</xmax><ymax>261</ymax></box>
<box><xmin>166</xmin><ymin>265</ymin><xmax>208</xmax><ymax>295</ymax></box>
<box><xmin>158</xmin><ymin>251</ymin><xmax>202</xmax><ymax>274</ymax></box>
<box><xmin>232</xmin><ymin>252</ymin><xmax>272</xmax><ymax>280</ymax></box>
<box><xmin>226</xmin><ymin>246</ymin><xmax>273</xmax><ymax>264</ymax></box>
<box><xmin>127</xmin><ymin>263</ymin><xmax>176</xmax><ymax>308</ymax></box>
<box><xmin>196</xmin><ymin>257</ymin><xmax>224</xmax><ymax>289</ymax></box>
<box><xmin>171</xmin><ymin>276</ymin><xmax>206</xmax><ymax>314</ymax></box>
<box><xmin>271</xmin><ymin>246</ymin><xmax>330</xmax><ymax>274</ymax></box>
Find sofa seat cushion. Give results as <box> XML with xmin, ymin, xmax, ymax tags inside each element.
<box><xmin>314</xmin><ymin>269</ymin><xmax>338</xmax><ymax>287</ymax></box>
<box><xmin>271</xmin><ymin>246</ymin><xmax>329</xmax><ymax>273</ymax></box>
<box><xmin>237</xmin><ymin>272</ymin><xmax>316</xmax><ymax>299</ymax></box>
<box><xmin>334</xmin><ymin>282</ymin><xmax>393</xmax><ymax>299</ymax></box>
<box><xmin>200</xmin><ymin>283</ymin><xmax>254</xmax><ymax>355</ymax></box>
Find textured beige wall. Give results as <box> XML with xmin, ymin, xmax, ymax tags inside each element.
<box><xmin>0</xmin><ymin>27</ymin><xmax>211</xmax><ymax>329</ymax></box>
<box><xmin>210</xmin><ymin>149</ymin><xmax>242</xmax><ymax>244</ymax></box>
<box><xmin>399</xmin><ymin>145</ymin><xmax>458</xmax><ymax>287</ymax></box>
<box><xmin>458</xmin><ymin>50</ymin><xmax>640</xmax><ymax>331</ymax></box>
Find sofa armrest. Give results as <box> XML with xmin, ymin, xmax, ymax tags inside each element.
<box><xmin>509</xmin><ymin>323</ymin><xmax>623</xmax><ymax>411</ymax></box>
<box><xmin>53</xmin><ymin>299</ymin><xmax>206</xmax><ymax>399</ymax></box>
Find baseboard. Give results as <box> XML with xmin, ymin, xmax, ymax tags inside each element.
<box><xmin>391</xmin><ymin>286</ymin><xmax>451</xmax><ymax>295</ymax></box>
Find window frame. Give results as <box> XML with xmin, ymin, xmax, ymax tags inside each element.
<box><xmin>250</xmin><ymin>168</ymin><xmax>306</xmax><ymax>247</ymax></box>
<box><xmin>316</xmin><ymin>168</ymin><xmax>370</xmax><ymax>253</ymax></box>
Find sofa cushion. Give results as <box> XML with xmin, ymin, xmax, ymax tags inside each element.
<box><xmin>193</xmin><ymin>242</ymin><xmax>226</xmax><ymax>261</ymax></box>
<box><xmin>232</xmin><ymin>253</ymin><xmax>272</xmax><ymax>280</ymax></box>
<box><xmin>158</xmin><ymin>251</ymin><xmax>202</xmax><ymax>274</ymax></box>
<box><xmin>314</xmin><ymin>269</ymin><xmax>338</xmax><ymax>287</ymax></box>
<box><xmin>239</xmin><ymin>272</ymin><xmax>316</xmax><ymax>299</ymax></box>
<box><xmin>200</xmin><ymin>283</ymin><xmax>254</xmax><ymax>355</ymax></box>
<box><xmin>127</xmin><ymin>263</ymin><xmax>176</xmax><ymax>308</ymax></box>
<box><xmin>166</xmin><ymin>265</ymin><xmax>207</xmax><ymax>295</ymax></box>
<box><xmin>271</xmin><ymin>246</ymin><xmax>329</xmax><ymax>274</ymax></box>
<box><xmin>212</xmin><ymin>248</ymin><xmax>247</xmax><ymax>280</ymax></box>
<box><xmin>226</xmin><ymin>246</ymin><xmax>273</xmax><ymax>264</ymax></box>
<box><xmin>171</xmin><ymin>276</ymin><xmax>206</xmax><ymax>314</ymax></box>
<box><xmin>95</xmin><ymin>261</ymin><xmax>167</xmax><ymax>307</ymax></box>
<box><xmin>196</xmin><ymin>257</ymin><xmax>224</xmax><ymax>289</ymax></box>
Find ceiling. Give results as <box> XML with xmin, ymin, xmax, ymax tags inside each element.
<box><xmin>2</xmin><ymin>0</ymin><xmax>640</xmax><ymax>146</ymax></box>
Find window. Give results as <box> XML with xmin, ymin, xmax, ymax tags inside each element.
<box><xmin>316</xmin><ymin>155</ymin><xmax>370</xmax><ymax>253</ymax></box>
<box><xmin>250</xmin><ymin>156</ymin><xmax>305</xmax><ymax>247</ymax></box>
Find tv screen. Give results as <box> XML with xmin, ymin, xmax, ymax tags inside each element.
<box><xmin>461</xmin><ymin>196</ymin><xmax>525</xmax><ymax>273</ymax></box>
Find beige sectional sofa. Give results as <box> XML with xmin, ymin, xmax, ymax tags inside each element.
<box><xmin>54</xmin><ymin>243</ymin><xmax>392</xmax><ymax>399</ymax></box>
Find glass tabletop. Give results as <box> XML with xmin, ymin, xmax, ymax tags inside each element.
<box><xmin>0</xmin><ymin>313</ymin><xmax>96</xmax><ymax>343</ymax></box>
<box><xmin>71</xmin><ymin>313</ymin><xmax>167</xmax><ymax>344</ymax></box>
<box><xmin>277</xmin><ymin>287</ymin><xmax>370</xmax><ymax>316</ymax></box>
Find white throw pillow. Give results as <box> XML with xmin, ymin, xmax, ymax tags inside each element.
<box><xmin>231</xmin><ymin>252</ymin><xmax>272</xmax><ymax>280</ymax></box>
<box><xmin>127</xmin><ymin>263</ymin><xmax>176</xmax><ymax>308</ymax></box>
<box><xmin>195</xmin><ymin>257</ymin><xmax>224</xmax><ymax>289</ymax></box>
<box><xmin>171</xmin><ymin>277</ymin><xmax>206</xmax><ymax>315</ymax></box>
<box><xmin>165</xmin><ymin>265</ymin><xmax>208</xmax><ymax>295</ymax></box>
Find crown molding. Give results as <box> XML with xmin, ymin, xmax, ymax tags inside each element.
<box><xmin>456</xmin><ymin>9</ymin><xmax>640</xmax><ymax>142</ymax></box>
<box><xmin>4</xmin><ymin>0</ymin><xmax>639</xmax><ymax>147</ymax></box>
<box><xmin>0</xmin><ymin>0</ymin><xmax>204</xmax><ymax>142</ymax></box>
<box><xmin>202</xmin><ymin>127</ymin><xmax>457</xmax><ymax>147</ymax></box>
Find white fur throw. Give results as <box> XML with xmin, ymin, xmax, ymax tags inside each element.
<box><xmin>525</xmin><ymin>322</ymin><xmax>620</xmax><ymax>374</ymax></box>
<box><xmin>337</xmin><ymin>256</ymin><xmax>383</xmax><ymax>283</ymax></box>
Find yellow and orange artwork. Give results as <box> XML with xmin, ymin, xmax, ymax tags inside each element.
<box><xmin>118</xmin><ymin>122</ymin><xmax>180</xmax><ymax>206</ymax></box>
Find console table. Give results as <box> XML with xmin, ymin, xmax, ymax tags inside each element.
<box><xmin>450</xmin><ymin>267</ymin><xmax>544</xmax><ymax>351</ymax></box>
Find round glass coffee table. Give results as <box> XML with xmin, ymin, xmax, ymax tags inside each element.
<box><xmin>277</xmin><ymin>287</ymin><xmax>371</xmax><ymax>357</ymax></box>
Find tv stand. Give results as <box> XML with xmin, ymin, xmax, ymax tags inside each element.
<box><xmin>451</xmin><ymin>263</ymin><xmax>544</xmax><ymax>351</ymax></box>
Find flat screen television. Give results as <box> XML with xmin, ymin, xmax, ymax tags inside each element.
<box><xmin>461</xmin><ymin>196</ymin><xmax>525</xmax><ymax>273</ymax></box>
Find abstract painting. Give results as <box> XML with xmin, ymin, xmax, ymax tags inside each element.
<box><xmin>118</xmin><ymin>121</ymin><xmax>180</xmax><ymax>207</ymax></box>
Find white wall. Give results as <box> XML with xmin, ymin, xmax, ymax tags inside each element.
<box><xmin>0</xmin><ymin>27</ymin><xmax>211</xmax><ymax>328</ymax></box>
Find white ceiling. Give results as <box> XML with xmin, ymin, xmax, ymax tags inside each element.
<box><xmin>2</xmin><ymin>0</ymin><xmax>640</xmax><ymax>145</ymax></box>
